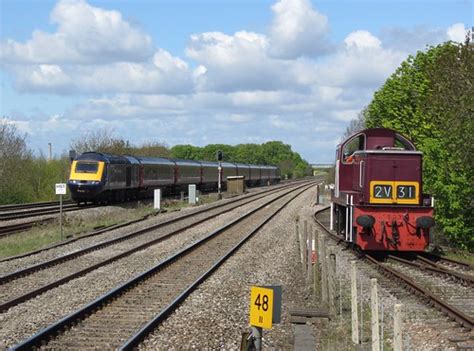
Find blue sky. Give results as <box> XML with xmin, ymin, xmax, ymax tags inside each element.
<box><xmin>0</xmin><ymin>0</ymin><xmax>471</xmax><ymax>163</ymax></box>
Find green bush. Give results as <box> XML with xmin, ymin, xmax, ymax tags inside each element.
<box><xmin>365</xmin><ymin>39</ymin><xmax>473</xmax><ymax>250</ymax></box>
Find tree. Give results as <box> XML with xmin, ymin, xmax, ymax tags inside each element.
<box><xmin>170</xmin><ymin>144</ymin><xmax>202</xmax><ymax>160</ymax></box>
<box><xmin>170</xmin><ymin>141</ymin><xmax>311</xmax><ymax>178</ymax></box>
<box><xmin>70</xmin><ymin>129</ymin><xmax>130</xmax><ymax>155</ymax></box>
<box><xmin>364</xmin><ymin>37</ymin><xmax>473</xmax><ymax>250</ymax></box>
<box><xmin>0</xmin><ymin>119</ymin><xmax>34</xmax><ymax>203</ymax></box>
<box><xmin>343</xmin><ymin>108</ymin><xmax>367</xmax><ymax>140</ymax></box>
<box><xmin>130</xmin><ymin>142</ymin><xmax>170</xmax><ymax>158</ymax></box>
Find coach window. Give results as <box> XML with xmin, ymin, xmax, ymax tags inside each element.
<box><xmin>342</xmin><ymin>134</ymin><xmax>365</xmax><ymax>164</ymax></box>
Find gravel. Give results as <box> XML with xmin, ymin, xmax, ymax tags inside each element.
<box><xmin>140</xmin><ymin>185</ymin><xmax>319</xmax><ymax>349</ymax></box>
<box><xmin>0</xmin><ymin>184</ymin><xmax>280</xmax><ymax>274</ymax></box>
<box><xmin>0</xmin><ymin>183</ymin><xmax>307</xmax><ymax>349</ymax></box>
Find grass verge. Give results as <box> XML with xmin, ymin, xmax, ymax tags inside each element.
<box><xmin>0</xmin><ymin>196</ymin><xmax>217</xmax><ymax>259</ymax></box>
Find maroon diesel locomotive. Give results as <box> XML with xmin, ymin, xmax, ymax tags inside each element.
<box><xmin>331</xmin><ymin>128</ymin><xmax>435</xmax><ymax>251</ymax></box>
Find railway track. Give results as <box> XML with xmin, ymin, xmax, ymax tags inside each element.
<box><xmin>0</xmin><ymin>180</ymin><xmax>310</xmax><ymax>264</ymax></box>
<box><xmin>387</xmin><ymin>254</ymin><xmax>474</xmax><ymax>287</ymax></box>
<box><xmin>0</xmin><ymin>200</ymin><xmax>73</xmax><ymax>211</ymax></box>
<box><xmin>313</xmin><ymin>207</ymin><xmax>474</xmax><ymax>331</ymax></box>
<box><xmin>0</xmin><ymin>202</ymin><xmax>89</xmax><ymax>221</ymax></box>
<box><xmin>0</xmin><ymin>219</ymin><xmax>55</xmax><ymax>238</ymax></box>
<box><xmin>0</xmin><ymin>180</ymin><xmax>317</xmax><ymax>313</ymax></box>
<box><xmin>10</xmin><ymin>180</ymin><xmax>314</xmax><ymax>350</ymax></box>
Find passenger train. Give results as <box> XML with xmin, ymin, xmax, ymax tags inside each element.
<box><xmin>68</xmin><ymin>152</ymin><xmax>280</xmax><ymax>203</ymax></box>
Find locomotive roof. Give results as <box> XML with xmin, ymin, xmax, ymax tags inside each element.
<box><xmin>75</xmin><ymin>152</ymin><xmax>131</xmax><ymax>164</ymax></box>
<box><xmin>338</xmin><ymin>128</ymin><xmax>416</xmax><ymax>151</ymax></box>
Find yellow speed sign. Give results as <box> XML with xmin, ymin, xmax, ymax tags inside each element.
<box><xmin>249</xmin><ymin>286</ymin><xmax>274</xmax><ymax>329</ymax></box>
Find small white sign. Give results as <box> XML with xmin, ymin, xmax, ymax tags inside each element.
<box><xmin>55</xmin><ymin>183</ymin><xmax>67</xmax><ymax>195</ymax></box>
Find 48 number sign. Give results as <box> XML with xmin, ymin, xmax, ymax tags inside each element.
<box><xmin>254</xmin><ymin>293</ymin><xmax>269</xmax><ymax>312</ymax></box>
<box><xmin>249</xmin><ymin>286</ymin><xmax>274</xmax><ymax>329</ymax></box>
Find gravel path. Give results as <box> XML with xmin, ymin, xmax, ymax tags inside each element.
<box><xmin>140</xmin><ymin>185</ymin><xmax>320</xmax><ymax>349</ymax></box>
<box><xmin>0</xmin><ymin>183</ymin><xmax>308</xmax><ymax>349</ymax></box>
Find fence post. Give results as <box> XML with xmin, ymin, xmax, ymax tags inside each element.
<box><xmin>313</xmin><ymin>229</ymin><xmax>320</xmax><ymax>300</ymax></box>
<box><xmin>327</xmin><ymin>247</ymin><xmax>336</xmax><ymax>316</ymax></box>
<box><xmin>381</xmin><ymin>302</ymin><xmax>384</xmax><ymax>351</ymax></box>
<box><xmin>307</xmin><ymin>229</ymin><xmax>312</xmax><ymax>283</ymax></box>
<box><xmin>319</xmin><ymin>235</ymin><xmax>328</xmax><ymax>305</ymax></box>
<box><xmin>330</xmin><ymin>202</ymin><xmax>334</xmax><ymax>231</ymax></box>
<box><xmin>371</xmin><ymin>278</ymin><xmax>380</xmax><ymax>351</ymax></box>
<box><xmin>351</xmin><ymin>261</ymin><xmax>359</xmax><ymax>344</ymax></box>
<box><xmin>296</xmin><ymin>220</ymin><xmax>304</xmax><ymax>266</ymax></box>
<box><xmin>393</xmin><ymin>304</ymin><xmax>403</xmax><ymax>351</ymax></box>
<box><xmin>302</xmin><ymin>221</ymin><xmax>308</xmax><ymax>272</ymax></box>
<box><xmin>315</xmin><ymin>184</ymin><xmax>320</xmax><ymax>205</ymax></box>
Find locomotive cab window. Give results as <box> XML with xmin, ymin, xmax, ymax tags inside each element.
<box><xmin>76</xmin><ymin>162</ymin><xmax>99</xmax><ymax>173</ymax></box>
<box><xmin>342</xmin><ymin>134</ymin><xmax>365</xmax><ymax>164</ymax></box>
<box><xmin>394</xmin><ymin>134</ymin><xmax>416</xmax><ymax>150</ymax></box>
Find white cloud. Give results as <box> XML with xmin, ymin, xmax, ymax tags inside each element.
<box><xmin>344</xmin><ymin>30</ymin><xmax>381</xmax><ymax>49</ymax></box>
<box><xmin>0</xmin><ymin>0</ymin><xmax>468</xmax><ymax>163</ymax></box>
<box><xmin>315</xmin><ymin>31</ymin><xmax>405</xmax><ymax>88</ymax></box>
<box><xmin>447</xmin><ymin>23</ymin><xmax>467</xmax><ymax>42</ymax></box>
<box><xmin>9</xmin><ymin>49</ymin><xmax>193</xmax><ymax>94</ymax></box>
<box><xmin>186</xmin><ymin>31</ymin><xmax>287</xmax><ymax>92</ymax></box>
<box><xmin>269</xmin><ymin>0</ymin><xmax>330</xmax><ymax>58</ymax></box>
<box><xmin>0</xmin><ymin>0</ymin><xmax>152</xmax><ymax>65</ymax></box>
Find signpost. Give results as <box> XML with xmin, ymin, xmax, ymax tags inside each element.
<box><xmin>154</xmin><ymin>189</ymin><xmax>161</xmax><ymax>210</ymax></box>
<box><xmin>55</xmin><ymin>183</ymin><xmax>67</xmax><ymax>240</ymax></box>
<box><xmin>189</xmin><ymin>184</ymin><xmax>196</xmax><ymax>205</ymax></box>
<box><xmin>250</xmin><ymin>286</ymin><xmax>274</xmax><ymax>329</ymax></box>
<box><xmin>248</xmin><ymin>285</ymin><xmax>282</xmax><ymax>350</ymax></box>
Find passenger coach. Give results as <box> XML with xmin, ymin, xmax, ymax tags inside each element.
<box><xmin>68</xmin><ymin>152</ymin><xmax>280</xmax><ymax>203</ymax></box>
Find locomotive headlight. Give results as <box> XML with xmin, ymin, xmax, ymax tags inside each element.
<box><xmin>416</xmin><ymin>216</ymin><xmax>435</xmax><ymax>229</ymax></box>
<box><xmin>356</xmin><ymin>215</ymin><xmax>375</xmax><ymax>228</ymax></box>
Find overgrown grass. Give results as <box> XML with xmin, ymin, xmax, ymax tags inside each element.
<box><xmin>442</xmin><ymin>248</ymin><xmax>474</xmax><ymax>265</ymax></box>
<box><xmin>0</xmin><ymin>197</ymin><xmax>218</xmax><ymax>259</ymax></box>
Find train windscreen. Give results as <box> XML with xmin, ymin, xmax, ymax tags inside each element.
<box><xmin>76</xmin><ymin>162</ymin><xmax>99</xmax><ymax>173</ymax></box>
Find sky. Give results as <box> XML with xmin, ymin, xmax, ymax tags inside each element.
<box><xmin>0</xmin><ymin>0</ymin><xmax>472</xmax><ymax>163</ymax></box>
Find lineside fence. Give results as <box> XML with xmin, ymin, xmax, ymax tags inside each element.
<box><xmin>295</xmin><ymin>217</ymin><xmax>408</xmax><ymax>351</ymax></box>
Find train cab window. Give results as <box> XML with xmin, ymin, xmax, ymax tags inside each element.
<box><xmin>394</xmin><ymin>134</ymin><xmax>416</xmax><ymax>150</ymax></box>
<box><xmin>76</xmin><ymin>162</ymin><xmax>98</xmax><ymax>173</ymax></box>
<box><xmin>342</xmin><ymin>134</ymin><xmax>365</xmax><ymax>164</ymax></box>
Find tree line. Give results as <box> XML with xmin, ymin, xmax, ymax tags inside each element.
<box><xmin>0</xmin><ymin>125</ymin><xmax>311</xmax><ymax>205</ymax></box>
<box><xmin>345</xmin><ymin>36</ymin><xmax>473</xmax><ymax>250</ymax></box>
